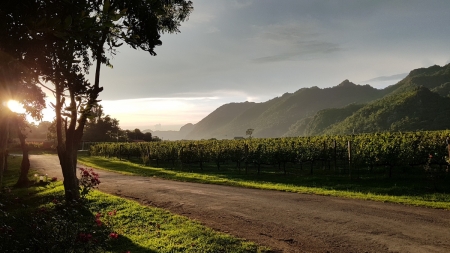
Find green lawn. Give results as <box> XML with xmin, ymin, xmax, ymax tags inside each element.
<box><xmin>78</xmin><ymin>155</ymin><xmax>450</xmax><ymax>210</ymax></box>
<box><xmin>0</xmin><ymin>156</ymin><xmax>269</xmax><ymax>253</ymax></box>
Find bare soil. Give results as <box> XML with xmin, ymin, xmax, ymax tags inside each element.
<box><xmin>29</xmin><ymin>155</ymin><xmax>450</xmax><ymax>253</ymax></box>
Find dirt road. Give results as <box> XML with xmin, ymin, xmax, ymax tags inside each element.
<box><xmin>30</xmin><ymin>155</ymin><xmax>450</xmax><ymax>253</ymax></box>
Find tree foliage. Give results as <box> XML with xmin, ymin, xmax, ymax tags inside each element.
<box><xmin>1</xmin><ymin>0</ymin><xmax>192</xmax><ymax>200</ymax></box>
<box><xmin>82</xmin><ymin>105</ymin><xmax>121</xmax><ymax>142</ymax></box>
<box><xmin>0</xmin><ymin>1</ymin><xmax>47</xmax><ymax>190</ymax></box>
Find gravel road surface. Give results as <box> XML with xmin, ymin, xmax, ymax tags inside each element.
<box><xmin>29</xmin><ymin>154</ymin><xmax>450</xmax><ymax>253</ymax></box>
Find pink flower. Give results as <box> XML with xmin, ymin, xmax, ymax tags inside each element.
<box><xmin>77</xmin><ymin>233</ymin><xmax>93</xmax><ymax>242</ymax></box>
<box><xmin>91</xmin><ymin>178</ymin><xmax>100</xmax><ymax>184</ymax></box>
<box><xmin>95</xmin><ymin>219</ymin><xmax>102</xmax><ymax>227</ymax></box>
<box><xmin>109</xmin><ymin>232</ymin><xmax>119</xmax><ymax>239</ymax></box>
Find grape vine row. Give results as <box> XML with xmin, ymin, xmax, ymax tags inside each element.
<box><xmin>88</xmin><ymin>131</ymin><xmax>450</xmax><ymax>177</ymax></box>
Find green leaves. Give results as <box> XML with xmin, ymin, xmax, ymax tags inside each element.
<box><xmin>64</xmin><ymin>16</ymin><xmax>72</xmax><ymax>29</ymax></box>
<box><xmin>90</xmin><ymin>130</ymin><xmax>450</xmax><ymax>174</ymax></box>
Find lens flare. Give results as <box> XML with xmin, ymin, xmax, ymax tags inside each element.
<box><xmin>7</xmin><ymin>100</ymin><xmax>26</xmax><ymax>113</ymax></box>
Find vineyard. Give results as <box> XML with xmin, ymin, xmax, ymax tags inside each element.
<box><xmin>88</xmin><ymin>131</ymin><xmax>450</xmax><ymax>182</ymax></box>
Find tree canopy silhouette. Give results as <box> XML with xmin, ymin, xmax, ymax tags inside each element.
<box><xmin>0</xmin><ymin>0</ymin><xmax>192</xmax><ymax>200</ymax></box>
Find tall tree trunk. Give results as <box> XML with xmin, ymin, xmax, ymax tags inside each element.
<box><xmin>15</xmin><ymin>116</ymin><xmax>30</xmax><ymax>187</ymax></box>
<box><xmin>0</xmin><ymin>111</ymin><xmax>10</xmax><ymax>192</ymax></box>
<box><xmin>58</xmin><ymin>147</ymin><xmax>79</xmax><ymax>201</ymax></box>
<box><xmin>55</xmin><ymin>32</ymin><xmax>106</xmax><ymax>201</ymax></box>
<box><xmin>55</xmin><ymin>78</ymin><xmax>80</xmax><ymax>201</ymax></box>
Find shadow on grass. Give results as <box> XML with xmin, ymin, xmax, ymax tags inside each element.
<box><xmin>0</xmin><ymin>161</ymin><xmax>155</xmax><ymax>253</ymax></box>
<box><xmin>78</xmin><ymin>155</ymin><xmax>450</xmax><ymax>203</ymax></box>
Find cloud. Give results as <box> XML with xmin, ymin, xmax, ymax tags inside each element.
<box><xmin>186</xmin><ymin>11</ymin><xmax>215</xmax><ymax>25</ymax></box>
<box><xmin>252</xmin><ymin>40</ymin><xmax>341</xmax><ymax>63</ymax></box>
<box><xmin>206</xmin><ymin>27</ymin><xmax>220</xmax><ymax>34</ymax></box>
<box><xmin>79</xmin><ymin>0</ymin><xmax>450</xmax><ymax>129</ymax></box>
<box><xmin>100</xmin><ymin>97</ymin><xmax>222</xmax><ymax>129</ymax></box>
<box><xmin>96</xmin><ymin>88</ymin><xmax>273</xmax><ymax>130</ymax></box>
<box><xmin>364</xmin><ymin>73</ymin><xmax>409</xmax><ymax>83</ymax></box>
<box><xmin>232</xmin><ymin>0</ymin><xmax>254</xmax><ymax>9</ymax></box>
<box><xmin>249</xmin><ymin>22</ymin><xmax>341</xmax><ymax>63</ymax></box>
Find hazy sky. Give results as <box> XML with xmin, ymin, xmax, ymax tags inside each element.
<box><xmin>40</xmin><ymin>0</ymin><xmax>450</xmax><ymax>130</ymax></box>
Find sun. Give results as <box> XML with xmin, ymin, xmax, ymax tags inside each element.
<box><xmin>6</xmin><ymin>99</ymin><xmax>55</xmax><ymax>123</ymax></box>
<box><xmin>7</xmin><ymin>100</ymin><xmax>26</xmax><ymax>113</ymax></box>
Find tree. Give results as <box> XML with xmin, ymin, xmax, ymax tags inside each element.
<box><xmin>143</xmin><ymin>132</ymin><xmax>153</xmax><ymax>142</ymax></box>
<box><xmin>127</xmin><ymin>128</ymin><xmax>145</xmax><ymax>141</ymax></box>
<box><xmin>152</xmin><ymin>135</ymin><xmax>162</xmax><ymax>142</ymax></box>
<box><xmin>0</xmin><ymin>105</ymin><xmax>11</xmax><ymax>191</ymax></box>
<box><xmin>28</xmin><ymin>121</ymin><xmax>53</xmax><ymax>140</ymax></box>
<box><xmin>82</xmin><ymin>105</ymin><xmax>122</xmax><ymax>142</ymax></box>
<box><xmin>0</xmin><ymin>2</ymin><xmax>46</xmax><ymax>190</ymax></box>
<box><xmin>12</xmin><ymin>115</ymin><xmax>32</xmax><ymax>186</ymax></box>
<box><xmin>1</xmin><ymin>0</ymin><xmax>192</xmax><ymax>200</ymax></box>
<box><xmin>10</xmin><ymin>78</ymin><xmax>45</xmax><ymax>187</ymax></box>
<box><xmin>246</xmin><ymin>128</ymin><xmax>254</xmax><ymax>138</ymax></box>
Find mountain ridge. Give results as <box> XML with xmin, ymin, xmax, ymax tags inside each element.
<box><xmin>168</xmin><ymin>63</ymin><xmax>450</xmax><ymax>140</ymax></box>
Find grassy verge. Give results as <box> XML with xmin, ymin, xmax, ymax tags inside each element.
<box><xmin>78</xmin><ymin>155</ymin><xmax>450</xmax><ymax>210</ymax></box>
<box><xmin>1</xmin><ymin>156</ymin><xmax>269</xmax><ymax>253</ymax></box>
<box><xmin>8</xmin><ymin>149</ymin><xmax>57</xmax><ymax>155</ymax></box>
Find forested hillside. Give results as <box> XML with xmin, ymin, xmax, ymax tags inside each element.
<box><xmin>187</xmin><ymin>80</ymin><xmax>384</xmax><ymax>139</ymax></box>
<box><xmin>284</xmin><ymin>103</ymin><xmax>365</xmax><ymax>137</ymax></box>
<box><xmin>326</xmin><ymin>87</ymin><xmax>450</xmax><ymax>134</ymax></box>
<box><xmin>183</xmin><ymin>63</ymin><xmax>450</xmax><ymax>139</ymax></box>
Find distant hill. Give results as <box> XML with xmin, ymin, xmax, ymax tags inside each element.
<box><xmin>318</xmin><ymin>63</ymin><xmax>450</xmax><ymax>135</ymax></box>
<box><xmin>431</xmin><ymin>82</ymin><xmax>450</xmax><ymax>97</ymax></box>
<box><xmin>143</xmin><ymin>123</ymin><xmax>196</xmax><ymax>141</ymax></box>
<box><xmin>284</xmin><ymin>103</ymin><xmax>365</xmax><ymax>137</ymax></box>
<box><xmin>325</xmin><ymin>86</ymin><xmax>450</xmax><ymax>134</ymax></box>
<box><xmin>381</xmin><ymin>64</ymin><xmax>450</xmax><ymax>95</ymax></box>
<box><xmin>186</xmin><ymin>80</ymin><xmax>385</xmax><ymax>139</ymax></box>
<box><xmin>173</xmin><ymin>63</ymin><xmax>450</xmax><ymax>139</ymax></box>
<box><xmin>185</xmin><ymin>102</ymin><xmax>256</xmax><ymax>139</ymax></box>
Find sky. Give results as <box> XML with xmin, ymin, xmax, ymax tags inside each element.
<box><xmin>39</xmin><ymin>0</ymin><xmax>450</xmax><ymax>131</ymax></box>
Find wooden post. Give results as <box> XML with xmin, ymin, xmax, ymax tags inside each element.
<box><xmin>333</xmin><ymin>140</ymin><xmax>337</xmax><ymax>172</ymax></box>
<box><xmin>323</xmin><ymin>141</ymin><xmax>326</xmax><ymax>170</ymax></box>
<box><xmin>447</xmin><ymin>142</ymin><xmax>450</xmax><ymax>173</ymax></box>
<box><xmin>447</xmin><ymin>143</ymin><xmax>450</xmax><ymax>163</ymax></box>
<box><xmin>348</xmin><ymin>140</ymin><xmax>352</xmax><ymax>178</ymax></box>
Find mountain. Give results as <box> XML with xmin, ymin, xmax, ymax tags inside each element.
<box><xmin>325</xmin><ymin>86</ymin><xmax>450</xmax><ymax>134</ymax></box>
<box><xmin>284</xmin><ymin>103</ymin><xmax>365</xmax><ymax>137</ymax></box>
<box><xmin>146</xmin><ymin>123</ymin><xmax>196</xmax><ymax>141</ymax></box>
<box><xmin>179</xmin><ymin>63</ymin><xmax>450</xmax><ymax>139</ymax></box>
<box><xmin>382</xmin><ymin>64</ymin><xmax>450</xmax><ymax>95</ymax></box>
<box><xmin>186</xmin><ymin>102</ymin><xmax>257</xmax><ymax>139</ymax></box>
<box><xmin>431</xmin><ymin>82</ymin><xmax>450</xmax><ymax>97</ymax></box>
<box><xmin>186</xmin><ymin>80</ymin><xmax>384</xmax><ymax>139</ymax></box>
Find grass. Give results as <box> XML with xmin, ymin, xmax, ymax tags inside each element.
<box><xmin>0</xmin><ymin>155</ymin><xmax>269</xmax><ymax>253</ymax></box>
<box><xmin>8</xmin><ymin>148</ymin><xmax>57</xmax><ymax>155</ymax></box>
<box><xmin>78</xmin><ymin>155</ymin><xmax>450</xmax><ymax>210</ymax></box>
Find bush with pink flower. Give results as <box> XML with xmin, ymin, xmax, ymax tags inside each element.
<box><xmin>79</xmin><ymin>167</ymin><xmax>101</xmax><ymax>200</ymax></box>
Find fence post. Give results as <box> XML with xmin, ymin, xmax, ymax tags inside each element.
<box><xmin>333</xmin><ymin>139</ymin><xmax>337</xmax><ymax>172</ymax></box>
<box><xmin>447</xmin><ymin>143</ymin><xmax>450</xmax><ymax>163</ymax></box>
<box><xmin>348</xmin><ymin>140</ymin><xmax>352</xmax><ymax>178</ymax></box>
<box><xmin>447</xmin><ymin>141</ymin><xmax>450</xmax><ymax>172</ymax></box>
